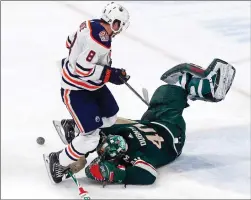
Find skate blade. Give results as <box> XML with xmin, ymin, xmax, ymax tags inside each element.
<box><xmin>43</xmin><ymin>154</ymin><xmax>57</xmax><ymax>184</ymax></box>
<box><xmin>53</xmin><ymin>120</ymin><xmax>68</xmax><ymax>145</ymax></box>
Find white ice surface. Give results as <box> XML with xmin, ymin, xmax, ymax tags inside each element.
<box><xmin>1</xmin><ymin>1</ymin><xmax>250</xmax><ymax>199</ymax></box>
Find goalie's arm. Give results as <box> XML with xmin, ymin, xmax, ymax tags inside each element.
<box><xmin>124</xmin><ymin>158</ymin><xmax>157</xmax><ymax>185</ymax></box>
<box><xmin>85</xmin><ymin>154</ymin><xmax>157</xmax><ymax>185</ymax></box>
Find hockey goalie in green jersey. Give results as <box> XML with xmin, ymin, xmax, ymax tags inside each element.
<box><xmin>84</xmin><ymin>58</ymin><xmax>236</xmax><ymax>185</ymax></box>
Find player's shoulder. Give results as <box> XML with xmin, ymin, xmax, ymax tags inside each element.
<box><xmin>87</xmin><ymin>19</ymin><xmax>111</xmax><ymax>49</ymax></box>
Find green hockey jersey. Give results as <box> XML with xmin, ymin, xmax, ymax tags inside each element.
<box><xmin>101</xmin><ymin>84</ymin><xmax>188</xmax><ymax>185</ymax></box>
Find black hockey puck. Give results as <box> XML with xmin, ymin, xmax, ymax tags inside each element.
<box><xmin>37</xmin><ymin>137</ymin><xmax>45</xmax><ymax>145</ymax></box>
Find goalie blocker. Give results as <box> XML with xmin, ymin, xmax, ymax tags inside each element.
<box><xmin>160</xmin><ymin>58</ymin><xmax>236</xmax><ymax>102</ymax></box>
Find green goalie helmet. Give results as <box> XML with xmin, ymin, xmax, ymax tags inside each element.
<box><xmin>97</xmin><ymin>134</ymin><xmax>128</xmax><ymax>160</ymax></box>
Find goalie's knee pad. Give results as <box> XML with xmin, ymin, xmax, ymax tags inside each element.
<box><xmin>161</xmin><ymin>58</ymin><xmax>236</xmax><ymax>102</ymax></box>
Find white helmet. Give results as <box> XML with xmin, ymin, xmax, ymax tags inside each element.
<box><xmin>101</xmin><ymin>2</ymin><xmax>130</xmax><ymax>36</ymax></box>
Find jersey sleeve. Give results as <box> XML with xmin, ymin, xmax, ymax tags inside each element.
<box><xmin>123</xmin><ymin>151</ymin><xmax>157</xmax><ymax>185</ymax></box>
<box><xmin>66</xmin><ymin>32</ymin><xmax>76</xmax><ymax>49</ymax></box>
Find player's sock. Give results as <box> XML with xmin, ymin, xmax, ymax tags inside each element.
<box><xmin>59</xmin><ymin>129</ymin><xmax>100</xmax><ymax>166</ymax></box>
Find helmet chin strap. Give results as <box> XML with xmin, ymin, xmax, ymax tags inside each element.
<box><xmin>111</xmin><ymin>31</ymin><xmax>119</xmax><ymax>38</ymax></box>
<box><xmin>111</xmin><ymin>29</ymin><xmax>122</xmax><ymax>38</ymax></box>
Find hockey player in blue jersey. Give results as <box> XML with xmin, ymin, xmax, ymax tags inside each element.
<box><xmin>43</xmin><ymin>2</ymin><xmax>131</xmax><ymax>184</ymax></box>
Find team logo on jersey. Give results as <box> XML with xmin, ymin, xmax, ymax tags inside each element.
<box><xmin>99</xmin><ymin>31</ymin><xmax>109</xmax><ymax>42</ymax></box>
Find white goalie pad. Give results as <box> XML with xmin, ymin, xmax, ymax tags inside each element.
<box><xmin>160</xmin><ymin>58</ymin><xmax>236</xmax><ymax>102</ymax></box>
<box><xmin>208</xmin><ymin>61</ymin><xmax>236</xmax><ymax>101</ymax></box>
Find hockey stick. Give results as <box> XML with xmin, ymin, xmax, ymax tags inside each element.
<box><xmin>142</xmin><ymin>88</ymin><xmax>150</xmax><ymax>104</ymax></box>
<box><xmin>67</xmin><ymin>170</ymin><xmax>90</xmax><ymax>200</ymax></box>
<box><xmin>43</xmin><ymin>154</ymin><xmax>90</xmax><ymax>199</ymax></box>
<box><xmin>119</xmin><ymin>77</ymin><xmax>149</xmax><ymax>106</ymax></box>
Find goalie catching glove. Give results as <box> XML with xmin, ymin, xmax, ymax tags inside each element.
<box><xmin>85</xmin><ymin>157</ymin><xmax>126</xmax><ymax>184</ymax></box>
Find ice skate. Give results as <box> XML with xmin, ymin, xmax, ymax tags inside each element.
<box><xmin>43</xmin><ymin>151</ymin><xmax>69</xmax><ymax>184</ymax></box>
<box><xmin>53</xmin><ymin>119</ymin><xmax>77</xmax><ymax>145</ymax></box>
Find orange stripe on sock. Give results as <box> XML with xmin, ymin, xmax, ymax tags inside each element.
<box><xmin>67</xmin><ymin>144</ymin><xmax>80</xmax><ymax>159</ymax></box>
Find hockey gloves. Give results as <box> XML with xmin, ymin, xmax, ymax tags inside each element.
<box><xmin>101</xmin><ymin>66</ymin><xmax>130</xmax><ymax>85</ymax></box>
<box><xmin>85</xmin><ymin>157</ymin><xmax>126</xmax><ymax>184</ymax></box>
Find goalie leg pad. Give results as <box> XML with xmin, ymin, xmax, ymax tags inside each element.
<box><xmin>189</xmin><ymin>59</ymin><xmax>236</xmax><ymax>102</ymax></box>
<box><xmin>161</xmin><ymin>58</ymin><xmax>236</xmax><ymax>102</ymax></box>
<box><xmin>209</xmin><ymin>60</ymin><xmax>236</xmax><ymax>101</ymax></box>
